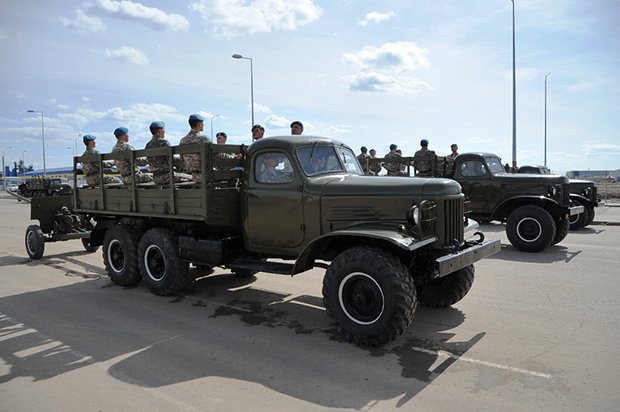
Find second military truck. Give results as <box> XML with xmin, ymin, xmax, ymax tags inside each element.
<box><xmin>25</xmin><ymin>136</ymin><xmax>499</xmax><ymax>346</ymax></box>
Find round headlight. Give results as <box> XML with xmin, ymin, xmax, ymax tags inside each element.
<box><xmin>406</xmin><ymin>205</ymin><xmax>419</xmax><ymax>225</ymax></box>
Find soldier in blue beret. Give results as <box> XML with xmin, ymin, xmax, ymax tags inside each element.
<box><xmin>180</xmin><ymin>113</ymin><xmax>211</xmax><ymax>183</ymax></box>
<box><xmin>414</xmin><ymin>138</ymin><xmax>436</xmax><ymax>177</ymax></box>
<box><xmin>290</xmin><ymin>121</ymin><xmax>303</xmax><ymax>135</ymax></box>
<box><xmin>384</xmin><ymin>143</ymin><xmax>403</xmax><ymax>176</ymax></box>
<box><xmin>252</xmin><ymin>124</ymin><xmax>265</xmax><ymax>141</ymax></box>
<box><xmin>145</xmin><ymin>121</ymin><xmax>192</xmax><ymax>184</ymax></box>
<box><xmin>112</xmin><ymin>126</ymin><xmax>152</xmax><ymax>184</ymax></box>
<box><xmin>81</xmin><ymin>134</ymin><xmax>119</xmax><ymax>186</ymax></box>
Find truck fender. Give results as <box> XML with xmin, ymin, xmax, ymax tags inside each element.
<box><xmin>491</xmin><ymin>195</ymin><xmax>558</xmax><ymax>221</ymax></box>
<box><xmin>292</xmin><ymin>226</ymin><xmax>437</xmax><ymax>274</ymax></box>
<box><xmin>569</xmin><ymin>193</ymin><xmax>597</xmax><ymax>208</ymax></box>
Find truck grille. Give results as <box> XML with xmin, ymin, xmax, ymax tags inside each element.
<box><xmin>443</xmin><ymin>198</ymin><xmax>464</xmax><ymax>245</ymax></box>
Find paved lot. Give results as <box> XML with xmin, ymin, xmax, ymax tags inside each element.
<box><xmin>0</xmin><ymin>197</ymin><xmax>619</xmax><ymax>411</ymax></box>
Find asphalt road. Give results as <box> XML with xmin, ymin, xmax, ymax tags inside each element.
<box><xmin>1</xmin><ymin>198</ymin><xmax>619</xmax><ymax>411</ymax></box>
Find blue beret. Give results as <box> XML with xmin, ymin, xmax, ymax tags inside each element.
<box><xmin>420</xmin><ymin>139</ymin><xmax>429</xmax><ymax>146</ymax></box>
<box><xmin>216</xmin><ymin>132</ymin><xmax>227</xmax><ymax>138</ymax></box>
<box><xmin>83</xmin><ymin>134</ymin><xmax>96</xmax><ymax>143</ymax></box>
<box><xmin>389</xmin><ymin>143</ymin><xmax>397</xmax><ymax>150</ymax></box>
<box><xmin>251</xmin><ymin>124</ymin><xmax>264</xmax><ymax>131</ymax></box>
<box><xmin>150</xmin><ymin>121</ymin><xmax>165</xmax><ymax>129</ymax></box>
<box><xmin>114</xmin><ymin>127</ymin><xmax>128</xmax><ymax>137</ymax></box>
<box><xmin>189</xmin><ymin>114</ymin><xmax>205</xmax><ymax>122</ymax></box>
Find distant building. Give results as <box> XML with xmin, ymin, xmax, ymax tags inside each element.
<box><xmin>566</xmin><ymin>169</ymin><xmax>620</xmax><ymax>180</ymax></box>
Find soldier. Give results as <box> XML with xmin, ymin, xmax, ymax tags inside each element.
<box><xmin>252</xmin><ymin>124</ymin><xmax>265</xmax><ymax>141</ymax></box>
<box><xmin>368</xmin><ymin>149</ymin><xmax>382</xmax><ymax>176</ymax></box>
<box><xmin>179</xmin><ymin>114</ymin><xmax>211</xmax><ymax>183</ymax></box>
<box><xmin>257</xmin><ymin>153</ymin><xmax>291</xmax><ymax>183</ymax></box>
<box><xmin>290</xmin><ymin>121</ymin><xmax>303</xmax><ymax>135</ymax></box>
<box><xmin>112</xmin><ymin>127</ymin><xmax>153</xmax><ymax>184</ymax></box>
<box><xmin>81</xmin><ymin>134</ymin><xmax>119</xmax><ymax>187</ymax></box>
<box><xmin>445</xmin><ymin>143</ymin><xmax>459</xmax><ymax>176</ymax></box>
<box><xmin>357</xmin><ymin>146</ymin><xmax>369</xmax><ymax>175</ymax></box>
<box><xmin>146</xmin><ymin>121</ymin><xmax>193</xmax><ymax>185</ymax></box>
<box><xmin>215</xmin><ymin>131</ymin><xmax>242</xmax><ymax>162</ymax></box>
<box><xmin>413</xmin><ymin>139</ymin><xmax>436</xmax><ymax>177</ymax></box>
<box><xmin>383</xmin><ymin>144</ymin><xmax>403</xmax><ymax>176</ymax></box>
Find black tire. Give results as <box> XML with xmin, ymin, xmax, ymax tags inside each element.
<box><xmin>506</xmin><ymin>205</ymin><xmax>556</xmax><ymax>252</ymax></box>
<box><xmin>81</xmin><ymin>237</ymin><xmax>99</xmax><ymax>253</ymax></box>
<box><xmin>322</xmin><ymin>247</ymin><xmax>416</xmax><ymax>346</ymax></box>
<box><xmin>586</xmin><ymin>207</ymin><xmax>595</xmax><ymax>226</ymax></box>
<box><xmin>552</xmin><ymin>216</ymin><xmax>569</xmax><ymax>245</ymax></box>
<box><xmin>417</xmin><ymin>265</ymin><xmax>475</xmax><ymax>308</ymax></box>
<box><xmin>232</xmin><ymin>268</ymin><xmax>257</xmax><ymax>278</ymax></box>
<box><xmin>139</xmin><ymin>228</ymin><xmax>190</xmax><ymax>296</ymax></box>
<box><xmin>103</xmin><ymin>225</ymin><xmax>141</xmax><ymax>286</ymax></box>
<box><xmin>569</xmin><ymin>200</ymin><xmax>589</xmax><ymax>231</ymax></box>
<box><xmin>25</xmin><ymin>224</ymin><xmax>45</xmax><ymax>260</ymax></box>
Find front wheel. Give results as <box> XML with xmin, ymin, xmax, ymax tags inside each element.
<box><xmin>586</xmin><ymin>207</ymin><xmax>595</xmax><ymax>226</ymax></box>
<box><xmin>506</xmin><ymin>205</ymin><xmax>556</xmax><ymax>252</ymax></box>
<box><xmin>322</xmin><ymin>247</ymin><xmax>416</xmax><ymax>346</ymax></box>
<box><xmin>25</xmin><ymin>225</ymin><xmax>45</xmax><ymax>259</ymax></box>
<box><xmin>569</xmin><ymin>200</ymin><xmax>589</xmax><ymax>230</ymax></box>
<box><xmin>139</xmin><ymin>228</ymin><xmax>190</xmax><ymax>296</ymax></box>
<box><xmin>81</xmin><ymin>237</ymin><xmax>99</xmax><ymax>253</ymax></box>
<box><xmin>417</xmin><ymin>265</ymin><xmax>475</xmax><ymax>308</ymax></box>
<box><xmin>552</xmin><ymin>216</ymin><xmax>569</xmax><ymax>245</ymax></box>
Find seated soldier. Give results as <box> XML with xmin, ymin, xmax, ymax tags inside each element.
<box><xmin>180</xmin><ymin>114</ymin><xmax>210</xmax><ymax>183</ymax></box>
<box><xmin>81</xmin><ymin>134</ymin><xmax>120</xmax><ymax>187</ymax></box>
<box><xmin>112</xmin><ymin>127</ymin><xmax>153</xmax><ymax>184</ymax></box>
<box><xmin>145</xmin><ymin>121</ymin><xmax>193</xmax><ymax>184</ymax></box>
<box><xmin>256</xmin><ymin>153</ymin><xmax>292</xmax><ymax>184</ymax></box>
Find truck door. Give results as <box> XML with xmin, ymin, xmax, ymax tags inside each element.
<box><xmin>457</xmin><ymin>159</ymin><xmax>498</xmax><ymax>214</ymax></box>
<box><xmin>245</xmin><ymin>151</ymin><xmax>305</xmax><ymax>249</ymax></box>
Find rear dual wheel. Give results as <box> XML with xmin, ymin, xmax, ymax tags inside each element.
<box><xmin>139</xmin><ymin>228</ymin><xmax>190</xmax><ymax>296</ymax></box>
<box><xmin>103</xmin><ymin>225</ymin><xmax>140</xmax><ymax>286</ymax></box>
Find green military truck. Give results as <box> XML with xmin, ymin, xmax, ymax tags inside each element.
<box><xmin>25</xmin><ymin>136</ymin><xmax>499</xmax><ymax>346</ymax></box>
<box><xmin>18</xmin><ymin>177</ymin><xmax>72</xmax><ymax>198</ymax></box>
<box><xmin>419</xmin><ymin>153</ymin><xmax>583</xmax><ymax>253</ymax></box>
<box><xmin>518</xmin><ymin>165</ymin><xmax>598</xmax><ymax>230</ymax></box>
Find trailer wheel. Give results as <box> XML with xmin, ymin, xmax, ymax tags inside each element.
<box><xmin>506</xmin><ymin>205</ymin><xmax>555</xmax><ymax>252</ymax></box>
<box><xmin>103</xmin><ymin>226</ymin><xmax>140</xmax><ymax>286</ymax></box>
<box><xmin>323</xmin><ymin>247</ymin><xmax>416</xmax><ymax>346</ymax></box>
<box><xmin>139</xmin><ymin>228</ymin><xmax>190</xmax><ymax>296</ymax></box>
<box><xmin>417</xmin><ymin>265</ymin><xmax>475</xmax><ymax>308</ymax></box>
<box><xmin>81</xmin><ymin>238</ymin><xmax>99</xmax><ymax>253</ymax></box>
<box><xmin>569</xmin><ymin>200</ymin><xmax>589</xmax><ymax>231</ymax></box>
<box><xmin>25</xmin><ymin>225</ymin><xmax>45</xmax><ymax>260</ymax></box>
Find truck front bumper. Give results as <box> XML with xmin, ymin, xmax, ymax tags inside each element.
<box><xmin>435</xmin><ymin>238</ymin><xmax>501</xmax><ymax>277</ymax></box>
<box><xmin>568</xmin><ymin>204</ymin><xmax>585</xmax><ymax>216</ymax></box>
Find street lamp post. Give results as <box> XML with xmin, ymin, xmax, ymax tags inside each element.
<box><xmin>509</xmin><ymin>0</ymin><xmax>517</xmax><ymax>167</ymax></box>
<box><xmin>544</xmin><ymin>72</ymin><xmax>551</xmax><ymax>168</ymax></box>
<box><xmin>76</xmin><ymin>134</ymin><xmax>81</xmax><ymax>157</ymax></box>
<box><xmin>209</xmin><ymin>114</ymin><xmax>221</xmax><ymax>141</ymax></box>
<box><xmin>232</xmin><ymin>54</ymin><xmax>255</xmax><ymax>133</ymax></box>
<box><xmin>27</xmin><ymin>110</ymin><xmax>46</xmax><ymax>176</ymax></box>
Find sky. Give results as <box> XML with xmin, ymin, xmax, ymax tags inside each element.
<box><xmin>1</xmin><ymin>0</ymin><xmax>619</xmax><ymax>175</ymax></box>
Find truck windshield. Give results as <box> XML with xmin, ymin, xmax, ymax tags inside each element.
<box><xmin>485</xmin><ymin>156</ymin><xmax>507</xmax><ymax>175</ymax></box>
<box><xmin>297</xmin><ymin>145</ymin><xmax>363</xmax><ymax>176</ymax></box>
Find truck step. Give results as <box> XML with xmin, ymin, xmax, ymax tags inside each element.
<box><xmin>229</xmin><ymin>259</ymin><xmax>294</xmax><ymax>275</ymax></box>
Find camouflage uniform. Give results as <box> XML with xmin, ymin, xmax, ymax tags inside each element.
<box><xmin>413</xmin><ymin>148</ymin><xmax>436</xmax><ymax>176</ymax></box>
<box><xmin>384</xmin><ymin>151</ymin><xmax>404</xmax><ymax>176</ymax></box>
<box><xmin>112</xmin><ymin>140</ymin><xmax>153</xmax><ymax>184</ymax></box>
<box><xmin>81</xmin><ymin>148</ymin><xmax>119</xmax><ymax>186</ymax></box>
<box><xmin>258</xmin><ymin>168</ymin><xmax>290</xmax><ymax>184</ymax></box>
<box><xmin>357</xmin><ymin>153</ymin><xmax>369</xmax><ymax>175</ymax></box>
<box><xmin>179</xmin><ymin>129</ymin><xmax>211</xmax><ymax>183</ymax></box>
<box><xmin>145</xmin><ymin>137</ymin><xmax>193</xmax><ymax>185</ymax></box>
<box><xmin>368</xmin><ymin>157</ymin><xmax>382</xmax><ymax>175</ymax></box>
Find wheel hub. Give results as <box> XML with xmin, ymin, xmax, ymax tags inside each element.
<box><xmin>339</xmin><ymin>272</ymin><xmax>384</xmax><ymax>325</ymax></box>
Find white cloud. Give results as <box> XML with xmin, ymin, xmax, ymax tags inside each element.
<box><xmin>343</xmin><ymin>41</ymin><xmax>432</xmax><ymax>94</ymax></box>
<box><xmin>189</xmin><ymin>0</ymin><xmax>322</xmax><ymax>38</ymax></box>
<box><xmin>582</xmin><ymin>141</ymin><xmax>620</xmax><ymax>156</ymax></box>
<box><xmin>0</xmin><ymin>27</ymin><xmax>7</xmax><ymax>41</ymax></box>
<box><xmin>82</xmin><ymin>96</ymin><xmax>92</xmax><ymax>102</ymax></box>
<box><xmin>344</xmin><ymin>72</ymin><xmax>432</xmax><ymax>95</ymax></box>
<box><xmin>264</xmin><ymin>114</ymin><xmax>290</xmax><ymax>128</ymax></box>
<box><xmin>343</xmin><ymin>41</ymin><xmax>429</xmax><ymax>72</ymax></box>
<box><xmin>568</xmin><ymin>81</ymin><xmax>598</xmax><ymax>92</ymax></box>
<box><xmin>357</xmin><ymin>11</ymin><xmax>395</xmax><ymax>27</ymax></box>
<box><xmin>254</xmin><ymin>103</ymin><xmax>272</xmax><ymax>113</ymax></box>
<box><xmin>61</xmin><ymin>10</ymin><xmax>107</xmax><ymax>33</ymax></box>
<box><xmin>105</xmin><ymin>46</ymin><xmax>149</xmax><ymax>66</ymax></box>
<box><xmin>92</xmin><ymin>0</ymin><xmax>189</xmax><ymax>31</ymax></box>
